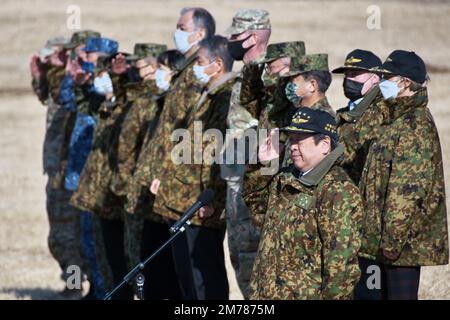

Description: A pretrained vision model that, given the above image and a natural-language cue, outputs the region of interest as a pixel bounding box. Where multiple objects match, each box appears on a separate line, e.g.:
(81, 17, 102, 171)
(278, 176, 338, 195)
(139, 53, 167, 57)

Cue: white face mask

(379, 78, 401, 100)
(155, 68, 170, 91)
(173, 29, 197, 54)
(93, 72, 113, 95)
(193, 61, 216, 84)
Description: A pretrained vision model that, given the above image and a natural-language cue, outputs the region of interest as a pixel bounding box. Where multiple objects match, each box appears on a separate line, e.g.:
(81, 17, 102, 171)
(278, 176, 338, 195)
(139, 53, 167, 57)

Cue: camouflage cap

(226, 9, 271, 36)
(64, 30, 101, 49)
(46, 36, 69, 47)
(39, 36, 69, 60)
(126, 43, 168, 62)
(281, 53, 329, 78)
(261, 41, 306, 64)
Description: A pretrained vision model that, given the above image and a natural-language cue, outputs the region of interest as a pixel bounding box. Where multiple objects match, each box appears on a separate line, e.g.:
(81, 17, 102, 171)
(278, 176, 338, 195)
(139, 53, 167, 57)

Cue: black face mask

(127, 66, 142, 83)
(228, 35, 254, 61)
(343, 78, 364, 101)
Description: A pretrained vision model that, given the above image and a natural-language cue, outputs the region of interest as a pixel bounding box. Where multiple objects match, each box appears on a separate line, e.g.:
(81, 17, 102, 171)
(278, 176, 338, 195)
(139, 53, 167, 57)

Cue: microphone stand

(103, 220, 192, 300)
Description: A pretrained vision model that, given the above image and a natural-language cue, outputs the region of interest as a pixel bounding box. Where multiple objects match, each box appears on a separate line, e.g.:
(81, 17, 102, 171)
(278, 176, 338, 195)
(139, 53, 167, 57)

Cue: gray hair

(180, 7, 216, 39)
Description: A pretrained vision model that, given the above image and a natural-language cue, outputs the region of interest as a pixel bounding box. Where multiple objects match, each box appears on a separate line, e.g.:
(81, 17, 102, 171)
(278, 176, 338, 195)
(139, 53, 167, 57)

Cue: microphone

(169, 189, 215, 234)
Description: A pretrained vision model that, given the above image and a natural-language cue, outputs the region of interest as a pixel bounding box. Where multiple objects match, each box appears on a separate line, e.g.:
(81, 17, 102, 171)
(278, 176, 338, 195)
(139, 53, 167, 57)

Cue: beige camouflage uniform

(220, 9, 272, 299)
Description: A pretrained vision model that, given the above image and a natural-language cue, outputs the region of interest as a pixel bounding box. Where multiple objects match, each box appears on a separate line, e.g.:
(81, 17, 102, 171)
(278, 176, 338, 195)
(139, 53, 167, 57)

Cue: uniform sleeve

(244, 178, 274, 228)
(239, 63, 264, 117)
(317, 181, 363, 300)
(201, 90, 231, 211)
(381, 127, 433, 257)
(227, 79, 259, 131)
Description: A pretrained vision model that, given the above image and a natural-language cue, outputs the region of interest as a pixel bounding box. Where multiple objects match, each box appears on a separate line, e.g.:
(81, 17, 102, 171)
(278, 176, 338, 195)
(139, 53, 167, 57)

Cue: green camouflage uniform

(108, 42, 166, 266)
(359, 87, 449, 266)
(69, 70, 128, 292)
(125, 51, 202, 222)
(336, 86, 383, 184)
(246, 145, 362, 299)
(152, 73, 237, 228)
(221, 9, 272, 299)
(244, 41, 306, 197)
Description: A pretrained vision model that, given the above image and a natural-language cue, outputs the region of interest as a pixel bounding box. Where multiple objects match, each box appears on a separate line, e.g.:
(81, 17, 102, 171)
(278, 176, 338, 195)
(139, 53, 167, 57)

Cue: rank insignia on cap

(345, 56, 362, 65)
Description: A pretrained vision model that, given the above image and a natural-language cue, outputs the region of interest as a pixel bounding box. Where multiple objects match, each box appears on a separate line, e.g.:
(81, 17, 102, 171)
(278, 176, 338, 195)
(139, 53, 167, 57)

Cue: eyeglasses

(265, 64, 289, 75)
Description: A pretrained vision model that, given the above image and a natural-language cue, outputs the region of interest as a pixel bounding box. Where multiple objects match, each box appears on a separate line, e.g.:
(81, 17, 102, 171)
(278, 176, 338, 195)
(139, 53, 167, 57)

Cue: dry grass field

(0, 0, 449, 299)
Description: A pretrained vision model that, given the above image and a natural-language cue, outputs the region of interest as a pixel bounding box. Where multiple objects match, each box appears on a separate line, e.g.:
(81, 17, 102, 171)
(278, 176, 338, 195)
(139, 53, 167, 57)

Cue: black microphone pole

(103, 189, 215, 300)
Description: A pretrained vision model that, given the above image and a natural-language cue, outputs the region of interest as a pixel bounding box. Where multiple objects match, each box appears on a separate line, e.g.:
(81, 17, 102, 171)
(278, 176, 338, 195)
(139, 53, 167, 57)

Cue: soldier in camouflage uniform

(246, 108, 362, 300)
(125, 8, 214, 300)
(62, 35, 120, 299)
(244, 41, 306, 204)
(358, 50, 449, 299)
(220, 9, 271, 299)
(151, 35, 235, 300)
(282, 53, 335, 116)
(331, 49, 386, 299)
(332, 49, 383, 185)
(94, 43, 167, 300)
(108, 44, 167, 274)
(30, 36, 86, 297)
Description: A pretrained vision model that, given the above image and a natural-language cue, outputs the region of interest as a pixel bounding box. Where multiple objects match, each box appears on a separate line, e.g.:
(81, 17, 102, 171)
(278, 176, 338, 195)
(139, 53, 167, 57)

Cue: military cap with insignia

(126, 43, 168, 62)
(374, 50, 427, 84)
(64, 30, 101, 49)
(281, 53, 329, 78)
(332, 49, 382, 74)
(281, 107, 338, 141)
(261, 41, 306, 64)
(226, 9, 271, 35)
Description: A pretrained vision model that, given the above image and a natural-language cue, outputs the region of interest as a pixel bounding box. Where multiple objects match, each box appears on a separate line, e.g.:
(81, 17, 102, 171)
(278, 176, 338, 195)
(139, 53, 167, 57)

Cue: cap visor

(279, 127, 316, 134)
(331, 66, 372, 74)
(64, 42, 78, 49)
(280, 70, 303, 78)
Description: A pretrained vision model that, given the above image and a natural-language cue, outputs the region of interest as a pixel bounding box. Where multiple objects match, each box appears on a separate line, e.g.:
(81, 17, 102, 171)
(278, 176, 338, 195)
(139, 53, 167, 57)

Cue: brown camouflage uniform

(125, 52, 202, 221)
(152, 73, 237, 228)
(108, 80, 161, 268)
(246, 145, 362, 299)
(359, 87, 449, 266)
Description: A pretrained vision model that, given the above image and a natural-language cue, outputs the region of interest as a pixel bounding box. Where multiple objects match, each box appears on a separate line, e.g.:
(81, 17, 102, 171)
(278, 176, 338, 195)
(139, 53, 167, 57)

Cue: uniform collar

(297, 143, 344, 187)
(347, 85, 380, 118)
(310, 96, 331, 111)
(385, 86, 428, 122)
(206, 72, 238, 96)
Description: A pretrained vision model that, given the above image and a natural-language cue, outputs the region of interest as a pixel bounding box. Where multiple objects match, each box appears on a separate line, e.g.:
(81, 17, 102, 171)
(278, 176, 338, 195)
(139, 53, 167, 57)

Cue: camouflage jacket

(152, 73, 237, 228)
(69, 74, 130, 218)
(31, 63, 51, 105)
(48, 68, 78, 189)
(40, 66, 71, 177)
(309, 96, 335, 117)
(244, 76, 296, 196)
(336, 86, 383, 184)
(226, 56, 265, 131)
(359, 87, 449, 266)
(108, 81, 161, 197)
(246, 145, 362, 299)
(125, 51, 203, 219)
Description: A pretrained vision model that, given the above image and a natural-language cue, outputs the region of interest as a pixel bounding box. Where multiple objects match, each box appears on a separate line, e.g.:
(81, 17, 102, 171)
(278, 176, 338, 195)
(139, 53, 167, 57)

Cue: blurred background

(0, 0, 449, 299)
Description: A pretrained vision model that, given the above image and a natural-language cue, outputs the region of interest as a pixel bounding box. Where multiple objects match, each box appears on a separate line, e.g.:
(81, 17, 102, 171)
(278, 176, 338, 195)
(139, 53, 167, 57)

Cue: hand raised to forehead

(30, 54, 42, 79)
(111, 53, 129, 75)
